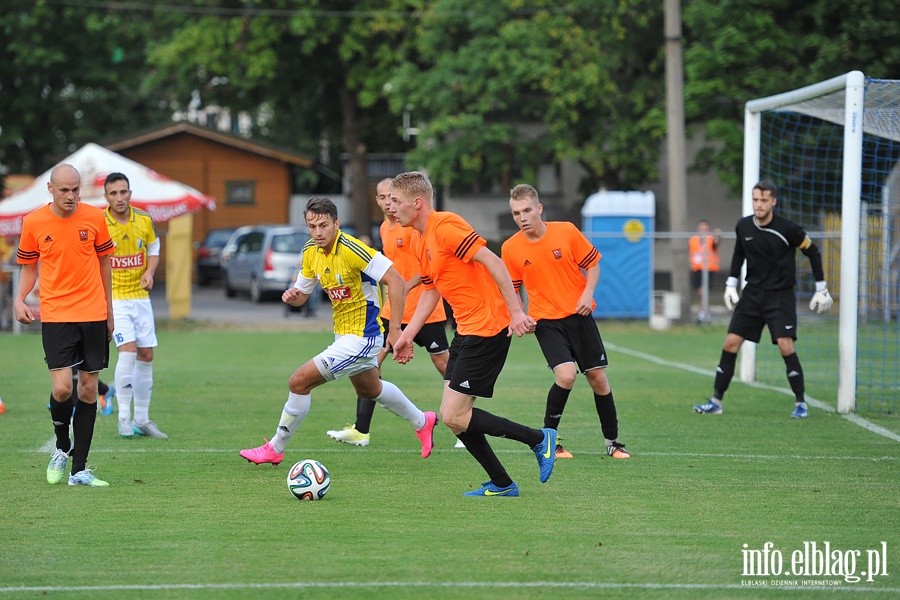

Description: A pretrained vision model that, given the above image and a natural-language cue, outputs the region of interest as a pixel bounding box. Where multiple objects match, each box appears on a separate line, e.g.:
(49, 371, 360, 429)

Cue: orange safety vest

(689, 235, 720, 272)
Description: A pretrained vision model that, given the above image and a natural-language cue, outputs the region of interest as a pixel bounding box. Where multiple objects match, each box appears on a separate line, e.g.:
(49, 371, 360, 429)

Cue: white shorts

(112, 298, 158, 349)
(313, 334, 382, 381)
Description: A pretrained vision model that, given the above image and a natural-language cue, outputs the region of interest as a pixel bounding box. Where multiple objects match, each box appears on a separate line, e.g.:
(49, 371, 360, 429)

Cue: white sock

(375, 380, 425, 430)
(132, 359, 153, 424)
(114, 351, 137, 421)
(271, 392, 311, 454)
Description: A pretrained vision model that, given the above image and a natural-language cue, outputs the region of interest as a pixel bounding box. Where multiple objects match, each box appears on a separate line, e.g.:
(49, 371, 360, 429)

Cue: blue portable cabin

(580, 190, 655, 319)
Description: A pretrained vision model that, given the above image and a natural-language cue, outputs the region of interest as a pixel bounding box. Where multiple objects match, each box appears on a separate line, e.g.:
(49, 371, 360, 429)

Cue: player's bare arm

(380, 266, 407, 350)
(13, 262, 38, 324)
(394, 288, 441, 365)
(99, 254, 114, 339)
(472, 246, 535, 336)
(282, 287, 309, 307)
(576, 264, 600, 316)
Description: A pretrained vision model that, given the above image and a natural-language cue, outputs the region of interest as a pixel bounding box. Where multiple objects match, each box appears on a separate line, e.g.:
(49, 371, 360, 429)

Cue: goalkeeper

(693, 181, 832, 418)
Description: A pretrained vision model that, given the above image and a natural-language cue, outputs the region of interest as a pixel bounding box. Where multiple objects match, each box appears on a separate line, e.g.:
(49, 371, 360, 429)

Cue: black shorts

(534, 313, 609, 372)
(445, 328, 511, 398)
(690, 269, 719, 290)
(42, 321, 110, 372)
(728, 286, 798, 344)
(382, 321, 450, 354)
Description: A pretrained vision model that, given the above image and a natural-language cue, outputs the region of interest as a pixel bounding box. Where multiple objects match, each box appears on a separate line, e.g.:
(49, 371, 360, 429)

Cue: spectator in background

(689, 219, 721, 324)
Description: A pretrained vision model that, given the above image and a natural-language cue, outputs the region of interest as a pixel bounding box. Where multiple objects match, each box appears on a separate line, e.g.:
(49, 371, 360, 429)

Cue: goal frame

(741, 70, 865, 414)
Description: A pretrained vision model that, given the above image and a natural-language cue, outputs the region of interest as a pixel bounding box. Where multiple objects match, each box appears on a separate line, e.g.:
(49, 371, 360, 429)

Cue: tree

(386, 0, 667, 194)
(683, 0, 900, 194)
(0, 0, 170, 177)
(145, 0, 420, 236)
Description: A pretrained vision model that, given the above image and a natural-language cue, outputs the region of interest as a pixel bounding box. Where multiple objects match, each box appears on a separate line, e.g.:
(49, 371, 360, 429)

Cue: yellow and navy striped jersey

(300, 230, 391, 337)
(104, 207, 158, 300)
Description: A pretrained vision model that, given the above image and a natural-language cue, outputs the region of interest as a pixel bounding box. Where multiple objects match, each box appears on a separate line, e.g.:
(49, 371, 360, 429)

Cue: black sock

(544, 384, 571, 430)
(49, 394, 73, 452)
(98, 380, 109, 396)
(468, 407, 543, 448)
(456, 430, 512, 488)
(594, 392, 619, 441)
(354, 397, 377, 434)
(713, 350, 738, 400)
(70, 401, 97, 475)
(782, 352, 805, 402)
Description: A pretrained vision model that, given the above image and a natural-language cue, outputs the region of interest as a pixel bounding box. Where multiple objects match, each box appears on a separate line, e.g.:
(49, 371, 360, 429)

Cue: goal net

(742, 71, 900, 414)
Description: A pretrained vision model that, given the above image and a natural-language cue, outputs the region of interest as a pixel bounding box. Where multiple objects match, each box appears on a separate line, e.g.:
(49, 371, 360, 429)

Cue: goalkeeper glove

(724, 277, 740, 311)
(809, 281, 833, 314)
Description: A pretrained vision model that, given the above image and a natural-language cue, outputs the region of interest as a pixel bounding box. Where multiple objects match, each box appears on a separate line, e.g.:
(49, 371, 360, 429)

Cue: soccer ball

(286, 459, 330, 501)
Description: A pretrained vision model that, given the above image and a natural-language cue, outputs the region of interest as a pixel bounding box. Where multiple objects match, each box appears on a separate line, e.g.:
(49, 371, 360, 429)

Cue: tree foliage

(0, 0, 170, 175)
(145, 0, 420, 234)
(389, 0, 666, 194)
(683, 0, 900, 193)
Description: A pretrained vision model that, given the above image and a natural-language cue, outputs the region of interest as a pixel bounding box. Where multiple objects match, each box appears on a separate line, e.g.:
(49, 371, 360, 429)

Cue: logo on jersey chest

(110, 253, 145, 269)
(79, 230, 88, 242)
(396, 238, 403, 248)
(552, 249, 562, 260)
(326, 286, 352, 301)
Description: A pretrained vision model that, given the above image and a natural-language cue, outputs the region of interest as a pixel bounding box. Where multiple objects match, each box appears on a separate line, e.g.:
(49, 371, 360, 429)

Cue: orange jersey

(17, 203, 114, 322)
(501, 221, 600, 321)
(689, 234, 720, 272)
(379, 218, 446, 324)
(411, 211, 509, 336)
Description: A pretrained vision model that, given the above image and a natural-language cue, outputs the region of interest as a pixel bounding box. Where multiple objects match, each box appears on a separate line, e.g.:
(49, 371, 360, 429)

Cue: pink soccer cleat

(239, 438, 285, 466)
(416, 411, 437, 459)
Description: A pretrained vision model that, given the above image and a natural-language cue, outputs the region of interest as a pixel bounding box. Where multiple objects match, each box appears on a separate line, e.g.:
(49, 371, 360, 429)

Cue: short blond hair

(392, 171, 433, 202)
(510, 183, 539, 204)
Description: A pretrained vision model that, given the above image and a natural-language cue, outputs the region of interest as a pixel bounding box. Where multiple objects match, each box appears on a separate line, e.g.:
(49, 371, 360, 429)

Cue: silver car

(221, 225, 311, 303)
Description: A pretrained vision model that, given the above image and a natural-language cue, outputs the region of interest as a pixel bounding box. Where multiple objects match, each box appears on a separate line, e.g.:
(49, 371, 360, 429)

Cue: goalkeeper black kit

(729, 214, 825, 291)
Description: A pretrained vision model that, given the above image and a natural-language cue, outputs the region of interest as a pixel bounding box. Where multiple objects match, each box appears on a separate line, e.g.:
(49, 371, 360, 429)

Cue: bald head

(47, 164, 81, 217)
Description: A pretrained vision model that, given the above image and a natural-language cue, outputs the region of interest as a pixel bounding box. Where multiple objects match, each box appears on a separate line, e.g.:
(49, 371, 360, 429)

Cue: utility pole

(665, 0, 690, 322)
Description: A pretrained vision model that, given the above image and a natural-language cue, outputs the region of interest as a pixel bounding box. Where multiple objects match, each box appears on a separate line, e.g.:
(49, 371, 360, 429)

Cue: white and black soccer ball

(286, 459, 330, 501)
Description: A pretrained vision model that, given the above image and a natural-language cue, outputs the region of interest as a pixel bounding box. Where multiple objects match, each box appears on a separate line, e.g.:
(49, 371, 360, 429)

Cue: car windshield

(271, 232, 309, 254)
(206, 230, 235, 247)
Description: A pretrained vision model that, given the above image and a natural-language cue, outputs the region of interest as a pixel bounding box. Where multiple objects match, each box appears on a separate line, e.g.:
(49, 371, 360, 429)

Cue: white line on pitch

(607, 343, 900, 444)
(0, 581, 897, 594)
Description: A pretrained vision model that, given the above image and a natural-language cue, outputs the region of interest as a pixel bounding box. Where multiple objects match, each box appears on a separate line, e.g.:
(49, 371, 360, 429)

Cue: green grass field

(1, 322, 898, 599)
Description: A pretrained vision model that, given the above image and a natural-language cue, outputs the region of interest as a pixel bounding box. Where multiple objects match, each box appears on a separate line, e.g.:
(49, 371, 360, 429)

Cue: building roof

(106, 122, 315, 168)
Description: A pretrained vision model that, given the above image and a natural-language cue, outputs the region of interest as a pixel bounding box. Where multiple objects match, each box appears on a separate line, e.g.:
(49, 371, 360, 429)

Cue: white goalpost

(741, 71, 900, 414)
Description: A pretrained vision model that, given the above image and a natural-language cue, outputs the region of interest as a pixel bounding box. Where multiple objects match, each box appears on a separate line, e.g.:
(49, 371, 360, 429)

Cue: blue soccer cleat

(99, 385, 115, 416)
(533, 428, 558, 483)
(463, 481, 519, 497)
(791, 403, 809, 419)
(693, 399, 723, 414)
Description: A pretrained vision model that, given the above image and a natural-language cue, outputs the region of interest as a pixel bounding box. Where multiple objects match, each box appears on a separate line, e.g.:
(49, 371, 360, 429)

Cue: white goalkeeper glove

(724, 277, 740, 311)
(809, 281, 833, 314)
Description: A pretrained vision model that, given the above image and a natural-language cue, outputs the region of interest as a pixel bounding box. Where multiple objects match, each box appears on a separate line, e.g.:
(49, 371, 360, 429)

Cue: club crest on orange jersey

(553, 249, 562, 259)
(79, 230, 88, 241)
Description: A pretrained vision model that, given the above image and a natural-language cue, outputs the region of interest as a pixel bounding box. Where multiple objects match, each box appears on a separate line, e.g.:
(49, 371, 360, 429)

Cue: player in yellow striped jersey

(239, 197, 437, 466)
(103, 173, 167, 440)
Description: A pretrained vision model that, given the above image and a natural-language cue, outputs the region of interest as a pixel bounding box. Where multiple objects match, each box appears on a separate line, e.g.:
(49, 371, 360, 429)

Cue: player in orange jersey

(502, 184, 630, 460)
(391, 172, 556, 497)
(15, 164, 115, 487)
(326, 178, 453, 448)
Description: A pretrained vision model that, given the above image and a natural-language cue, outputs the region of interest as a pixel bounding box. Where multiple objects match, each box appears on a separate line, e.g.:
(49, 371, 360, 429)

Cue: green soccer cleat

(46, 448, 69, 485)
(68, 469, 109, 487)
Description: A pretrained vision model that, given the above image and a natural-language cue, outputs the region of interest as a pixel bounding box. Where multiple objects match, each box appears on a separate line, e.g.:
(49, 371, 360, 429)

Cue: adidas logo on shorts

(429, 342, 438, 349)
(460, 381, 470, 389)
